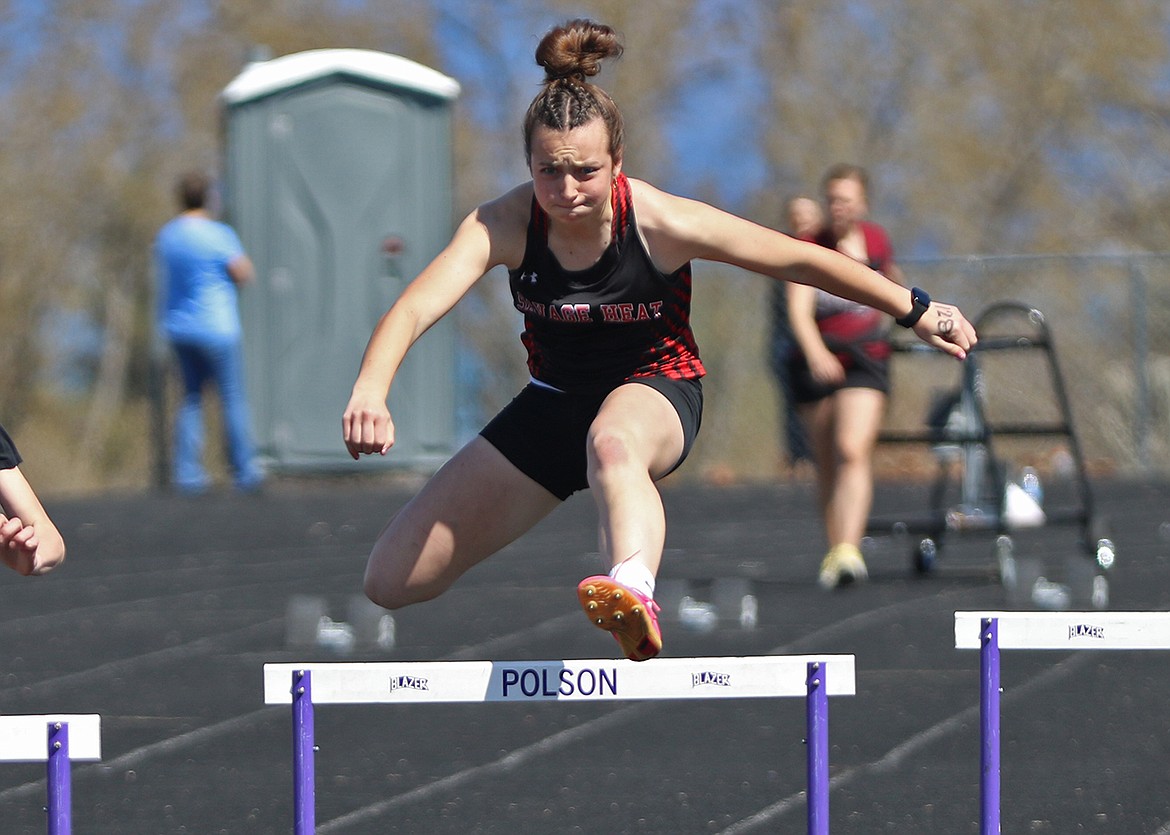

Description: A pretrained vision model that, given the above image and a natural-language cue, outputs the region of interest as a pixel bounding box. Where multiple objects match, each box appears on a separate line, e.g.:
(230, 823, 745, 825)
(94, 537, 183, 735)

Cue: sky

(432, 0, 771, 208)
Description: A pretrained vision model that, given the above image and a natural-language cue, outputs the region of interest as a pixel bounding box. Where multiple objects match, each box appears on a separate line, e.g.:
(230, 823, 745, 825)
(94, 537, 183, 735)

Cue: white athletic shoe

(818, 543, 868, 590)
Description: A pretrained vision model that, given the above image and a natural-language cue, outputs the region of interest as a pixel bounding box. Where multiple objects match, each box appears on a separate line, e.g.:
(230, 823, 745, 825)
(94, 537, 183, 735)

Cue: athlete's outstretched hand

(343, 390, 395, 459)
(912, 301, 978, 360)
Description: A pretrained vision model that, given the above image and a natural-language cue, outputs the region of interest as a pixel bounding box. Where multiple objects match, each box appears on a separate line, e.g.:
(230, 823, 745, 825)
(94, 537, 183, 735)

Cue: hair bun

(535, 19, 623, 83)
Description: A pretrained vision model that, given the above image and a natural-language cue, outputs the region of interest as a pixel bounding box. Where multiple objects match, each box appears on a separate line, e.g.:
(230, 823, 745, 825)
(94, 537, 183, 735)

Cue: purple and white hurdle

(264, 655, 856, 835)
(955, 610, 1170, 834)
(0, 714, 102, 835)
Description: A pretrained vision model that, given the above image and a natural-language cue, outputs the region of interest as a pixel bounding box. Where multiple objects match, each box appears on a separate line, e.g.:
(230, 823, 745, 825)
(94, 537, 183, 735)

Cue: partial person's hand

(808, 347, 846, 387)
(342, 390, 395, 459)
(0, 514, 50, 576)
(912, 302, 978, 360)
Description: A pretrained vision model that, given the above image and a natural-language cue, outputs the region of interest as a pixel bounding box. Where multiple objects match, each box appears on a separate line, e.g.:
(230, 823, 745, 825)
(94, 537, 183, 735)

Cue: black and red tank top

(809, 220, 895, 363)
(507, 173, 706, 391)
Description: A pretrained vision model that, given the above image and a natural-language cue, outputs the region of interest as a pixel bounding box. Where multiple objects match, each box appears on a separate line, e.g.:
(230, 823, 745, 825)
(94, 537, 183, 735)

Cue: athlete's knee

(363, 576, 416, 611)
(586, 426, 636, 477)
(362, 523, 451, 610)
(363, 564, 442, 610)
(363, 572, 401, 610)
(835, 437, 876, 468)
(362, 557, 406, 609)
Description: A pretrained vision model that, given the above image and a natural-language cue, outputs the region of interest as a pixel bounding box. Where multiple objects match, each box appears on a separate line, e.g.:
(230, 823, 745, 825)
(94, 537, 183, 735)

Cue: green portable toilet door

(263, 82, 415, 464)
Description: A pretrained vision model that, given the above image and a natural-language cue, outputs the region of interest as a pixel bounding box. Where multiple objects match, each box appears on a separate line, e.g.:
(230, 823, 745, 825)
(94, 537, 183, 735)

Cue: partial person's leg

(172, 342, 211, 493)
(363, 436, 562, 610)
(815, 387, 885, 588)
(825, 387, 885, 546)
(785, 397, 815, 471)
(578, 382, 686, 660)
(772, 342, 813, 468)
(210, 338, 263, 490)
(798, 398, 837, 532)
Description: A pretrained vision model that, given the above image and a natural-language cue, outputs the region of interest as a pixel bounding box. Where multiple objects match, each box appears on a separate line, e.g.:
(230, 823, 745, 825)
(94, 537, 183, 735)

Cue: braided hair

(523, 19, 625, 165)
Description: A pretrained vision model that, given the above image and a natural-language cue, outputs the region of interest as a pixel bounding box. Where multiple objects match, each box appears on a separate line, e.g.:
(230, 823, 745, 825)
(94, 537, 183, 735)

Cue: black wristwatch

(896, 286, 931, 328)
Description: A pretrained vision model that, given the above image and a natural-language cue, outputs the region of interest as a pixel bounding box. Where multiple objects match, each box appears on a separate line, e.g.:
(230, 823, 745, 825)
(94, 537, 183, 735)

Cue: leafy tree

(2, 0, 1169, 489)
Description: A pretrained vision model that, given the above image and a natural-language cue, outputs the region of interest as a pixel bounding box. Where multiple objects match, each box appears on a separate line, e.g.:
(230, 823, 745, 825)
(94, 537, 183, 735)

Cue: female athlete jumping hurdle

(342, 18, 977, 661)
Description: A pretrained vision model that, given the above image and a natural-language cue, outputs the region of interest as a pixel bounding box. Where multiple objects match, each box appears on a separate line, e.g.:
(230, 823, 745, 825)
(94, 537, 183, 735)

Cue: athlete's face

(529, 118, 622, 224)
(825, 176, 868, 234)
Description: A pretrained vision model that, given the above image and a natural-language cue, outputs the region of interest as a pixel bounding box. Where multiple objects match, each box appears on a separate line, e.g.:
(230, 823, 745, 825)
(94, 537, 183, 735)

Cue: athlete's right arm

(343, 190, 528, 459)
(787, 282, 845, 387)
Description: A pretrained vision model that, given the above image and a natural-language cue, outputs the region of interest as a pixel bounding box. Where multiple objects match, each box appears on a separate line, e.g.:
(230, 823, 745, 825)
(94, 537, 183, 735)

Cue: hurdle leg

(292, 670, 316, 835)
(980, 618, 1000, 835)
(47, 721, 71, 835)
(806, 661, 829, 835)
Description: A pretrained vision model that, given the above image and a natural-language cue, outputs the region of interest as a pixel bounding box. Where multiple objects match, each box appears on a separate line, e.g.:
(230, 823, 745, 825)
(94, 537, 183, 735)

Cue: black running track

(2, 475, 1170, 834)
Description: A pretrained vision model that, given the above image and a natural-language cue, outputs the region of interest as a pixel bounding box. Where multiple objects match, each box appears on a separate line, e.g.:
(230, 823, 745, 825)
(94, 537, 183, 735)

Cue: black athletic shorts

(787, 346, 890, 405)
(0, 422, 21, 470)
(480, 376, 704, 501)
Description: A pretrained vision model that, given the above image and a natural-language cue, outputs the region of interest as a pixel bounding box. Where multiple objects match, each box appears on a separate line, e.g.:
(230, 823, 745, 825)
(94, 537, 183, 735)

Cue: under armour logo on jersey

(521, 271, 538, 285)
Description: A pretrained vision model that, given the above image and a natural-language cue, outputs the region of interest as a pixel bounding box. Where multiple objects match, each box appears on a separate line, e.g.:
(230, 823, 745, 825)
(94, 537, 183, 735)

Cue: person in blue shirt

(155, 171, 263, 494)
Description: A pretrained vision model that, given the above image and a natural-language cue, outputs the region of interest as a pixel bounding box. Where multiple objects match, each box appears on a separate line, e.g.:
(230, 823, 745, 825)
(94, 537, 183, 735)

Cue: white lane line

(717, 651, 1096, 834)
(0, 707, 279, 804)
(316, 703, 653, 833)
(0, 619, 284, 701)
(0, 609, 581, 801)
(0, 555, 361, 635)
(442, 612, 582, 660)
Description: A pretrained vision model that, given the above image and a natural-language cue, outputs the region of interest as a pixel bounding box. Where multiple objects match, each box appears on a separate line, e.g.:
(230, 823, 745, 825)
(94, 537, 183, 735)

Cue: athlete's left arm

(632, 180, 977, 358)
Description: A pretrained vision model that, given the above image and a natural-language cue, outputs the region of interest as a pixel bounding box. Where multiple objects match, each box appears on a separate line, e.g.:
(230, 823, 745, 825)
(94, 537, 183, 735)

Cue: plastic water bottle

(678, 596, 718, 633)
(315, 616, 356, 654)
(1030, 577, 1070, 611)
(374, 614, 397, 651)
(1020, 467, 1043, 507)
(739, 595, 759, 630)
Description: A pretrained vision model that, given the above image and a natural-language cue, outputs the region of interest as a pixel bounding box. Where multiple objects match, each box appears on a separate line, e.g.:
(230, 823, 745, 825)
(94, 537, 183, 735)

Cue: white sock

(609, 558, 656, 600)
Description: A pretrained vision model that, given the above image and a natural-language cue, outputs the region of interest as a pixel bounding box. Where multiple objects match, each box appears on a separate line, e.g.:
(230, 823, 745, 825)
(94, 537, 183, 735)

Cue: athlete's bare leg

(576, 383, 685, 659)
(800, 398, 838, 535)
(586, 382, 686, 575)
(363, 436, 562, 609)
(825, 387, 884, 546)
(800, 387, 885, 548)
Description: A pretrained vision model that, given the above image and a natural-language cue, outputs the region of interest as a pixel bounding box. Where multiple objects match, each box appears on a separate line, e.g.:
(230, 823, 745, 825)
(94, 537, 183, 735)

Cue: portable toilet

(220, 49, 461, 472)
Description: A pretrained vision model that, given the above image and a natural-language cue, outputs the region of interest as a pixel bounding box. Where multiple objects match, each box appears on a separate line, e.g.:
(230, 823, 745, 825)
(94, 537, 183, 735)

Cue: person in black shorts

(343, 20, 976, 661)
(769, 194, 823, 475)
(0, 422, 66, 576)
(787, 164, 908, 590)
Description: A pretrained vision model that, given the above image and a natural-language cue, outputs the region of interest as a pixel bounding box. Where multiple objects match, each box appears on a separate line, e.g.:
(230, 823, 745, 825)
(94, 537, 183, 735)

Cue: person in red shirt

(344, 22, 975, 660)
(787, 164, 906, 589)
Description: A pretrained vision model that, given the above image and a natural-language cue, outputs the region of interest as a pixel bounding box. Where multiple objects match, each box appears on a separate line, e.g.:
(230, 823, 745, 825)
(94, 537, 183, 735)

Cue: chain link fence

(900, 254, 1170, 475)
(671, 254, 1170, 484)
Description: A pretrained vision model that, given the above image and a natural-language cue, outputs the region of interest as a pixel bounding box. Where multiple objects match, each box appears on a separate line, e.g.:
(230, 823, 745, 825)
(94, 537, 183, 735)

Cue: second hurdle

(956, 610, 1170, 835)
(264, 655, 855, 835)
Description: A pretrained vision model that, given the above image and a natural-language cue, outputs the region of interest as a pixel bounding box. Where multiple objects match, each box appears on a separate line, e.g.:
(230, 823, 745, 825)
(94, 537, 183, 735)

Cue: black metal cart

(866, 301, 1114, 608)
